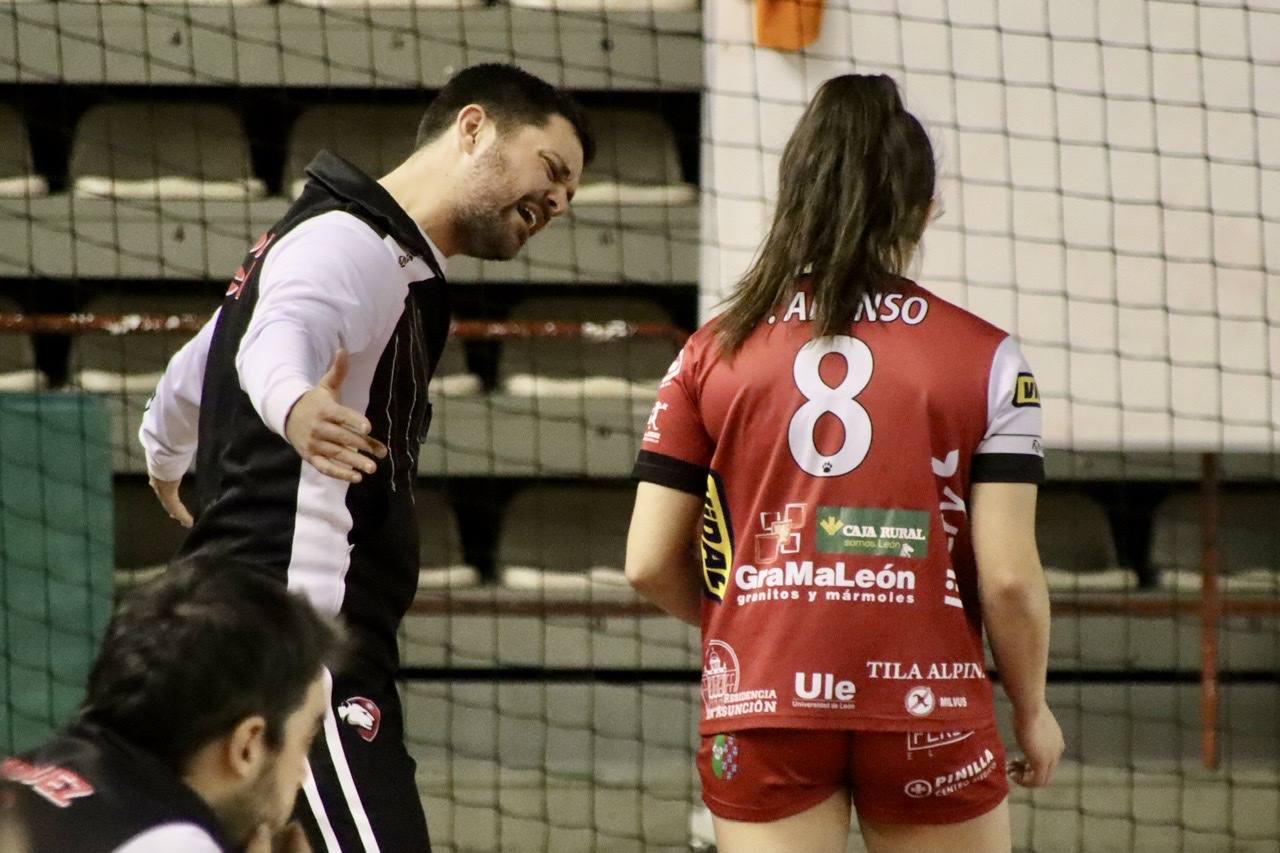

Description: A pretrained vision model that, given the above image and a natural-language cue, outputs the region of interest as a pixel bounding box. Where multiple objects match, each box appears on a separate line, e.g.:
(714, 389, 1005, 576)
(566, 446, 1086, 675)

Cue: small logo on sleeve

(1013, 373, 1040, 407)
(643, 401, 669, 444)
(337, 697, 381, 742)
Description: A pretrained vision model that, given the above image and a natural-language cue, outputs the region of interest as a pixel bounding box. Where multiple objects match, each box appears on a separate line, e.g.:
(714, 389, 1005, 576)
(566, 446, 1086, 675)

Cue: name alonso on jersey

(770, 290, 929, 326)
(734, 560, 915, 606)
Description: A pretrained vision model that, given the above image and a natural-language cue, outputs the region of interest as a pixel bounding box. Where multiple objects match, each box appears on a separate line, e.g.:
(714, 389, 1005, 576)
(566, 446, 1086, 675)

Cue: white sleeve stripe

(113, 823, 221, 853)
(318, 667, 382, 852)
(302, 765, 343, 853)
(975, 434, 1040, 455)
(977, 336, 1043, 458)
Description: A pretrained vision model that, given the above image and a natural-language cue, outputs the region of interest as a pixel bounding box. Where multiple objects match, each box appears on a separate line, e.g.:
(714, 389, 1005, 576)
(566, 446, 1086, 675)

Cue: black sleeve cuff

(972, 452, 1045, 484)
(632, 450, 707, 497)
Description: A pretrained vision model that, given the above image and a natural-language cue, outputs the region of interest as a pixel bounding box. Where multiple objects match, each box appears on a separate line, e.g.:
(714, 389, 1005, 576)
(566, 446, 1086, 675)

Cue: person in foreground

(625, 74, 1064, 853)
(138, 63, 592, 851)
(0, 562, 347, 853)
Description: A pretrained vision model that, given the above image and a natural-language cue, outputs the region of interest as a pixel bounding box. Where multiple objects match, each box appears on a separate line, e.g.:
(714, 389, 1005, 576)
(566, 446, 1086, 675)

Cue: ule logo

(338, 697, 381, 743)
(710, 734, 739, 781)
(755, 504, 805, 563)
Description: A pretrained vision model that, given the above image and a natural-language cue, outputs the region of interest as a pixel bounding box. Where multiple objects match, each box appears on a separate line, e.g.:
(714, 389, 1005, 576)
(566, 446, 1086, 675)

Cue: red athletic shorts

(697, 725, 1009, 825)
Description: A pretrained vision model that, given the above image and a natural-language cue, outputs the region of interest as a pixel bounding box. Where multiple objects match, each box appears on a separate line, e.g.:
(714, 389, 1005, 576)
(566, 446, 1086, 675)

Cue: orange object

(756, 0, 826, 51)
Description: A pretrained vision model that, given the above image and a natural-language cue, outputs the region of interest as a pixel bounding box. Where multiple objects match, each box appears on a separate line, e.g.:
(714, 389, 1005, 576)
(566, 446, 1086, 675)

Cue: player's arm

(972, 482, 1061, 788)
(627, 342, 713, 625)
(625, 482, 703, 626)
(138, 311, 220, 527)
(236, 217, 394, 483)
(971, 336, 1063, 788)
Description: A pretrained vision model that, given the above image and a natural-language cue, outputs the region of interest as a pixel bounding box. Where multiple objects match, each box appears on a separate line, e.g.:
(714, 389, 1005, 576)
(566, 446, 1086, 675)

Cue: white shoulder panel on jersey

(976, 335, 1043, 458)
(114, 822, 222, 853)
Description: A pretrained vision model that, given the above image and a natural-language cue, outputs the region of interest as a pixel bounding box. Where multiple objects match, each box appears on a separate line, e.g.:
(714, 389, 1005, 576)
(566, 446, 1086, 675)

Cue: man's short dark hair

(79, 562, 347, 771)
(416, 63, 596, 165)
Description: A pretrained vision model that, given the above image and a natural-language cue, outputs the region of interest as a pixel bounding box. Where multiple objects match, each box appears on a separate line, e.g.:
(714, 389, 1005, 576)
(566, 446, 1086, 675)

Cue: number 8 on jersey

(788, 335, 874, 478)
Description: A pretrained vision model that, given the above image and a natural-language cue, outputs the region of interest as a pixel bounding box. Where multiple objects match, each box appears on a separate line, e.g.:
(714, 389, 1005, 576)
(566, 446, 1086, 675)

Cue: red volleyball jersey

(634, 279, 1044, 734)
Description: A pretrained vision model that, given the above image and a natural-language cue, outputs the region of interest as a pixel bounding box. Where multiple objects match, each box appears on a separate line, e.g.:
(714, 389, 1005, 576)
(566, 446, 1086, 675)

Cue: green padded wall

(1, 393, 113, 752)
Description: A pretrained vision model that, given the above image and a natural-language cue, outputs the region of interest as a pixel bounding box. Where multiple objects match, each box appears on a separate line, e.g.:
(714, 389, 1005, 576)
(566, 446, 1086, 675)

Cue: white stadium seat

(285, 105, 422, 198)
(72, 294, 218, 472)
(1151, 492, 1280, 594)
(496, 484, 635, 594)
(428, 338, 483, 398)
(73, 295, 214, 395)
(497, 296, 677, 399)
(71, 103, 266, 200)
(415, 486, 480, 590)
(1036, 492, 1139, 593)
(575, 107, 696, 206)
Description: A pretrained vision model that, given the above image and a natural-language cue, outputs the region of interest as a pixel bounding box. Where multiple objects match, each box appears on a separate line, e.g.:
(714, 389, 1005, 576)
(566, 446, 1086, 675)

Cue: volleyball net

(1, 1, 1278, 851)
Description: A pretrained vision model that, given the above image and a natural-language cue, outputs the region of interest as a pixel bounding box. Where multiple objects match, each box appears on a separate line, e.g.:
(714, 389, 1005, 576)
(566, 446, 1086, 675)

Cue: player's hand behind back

(245, 822, 312, 853)
(284, 348, 388, 483)
(149, 476, 194, 528)
(1008, 701, 1064, 788)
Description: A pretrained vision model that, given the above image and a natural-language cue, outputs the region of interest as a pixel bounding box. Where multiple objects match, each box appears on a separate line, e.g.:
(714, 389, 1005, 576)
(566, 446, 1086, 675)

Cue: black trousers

(295, 665, 430, 853)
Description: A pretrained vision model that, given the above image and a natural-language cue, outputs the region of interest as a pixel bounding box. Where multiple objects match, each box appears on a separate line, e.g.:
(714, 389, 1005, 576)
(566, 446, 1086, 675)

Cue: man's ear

(224, 715, 270, 782)
(456, 104, 490, 155)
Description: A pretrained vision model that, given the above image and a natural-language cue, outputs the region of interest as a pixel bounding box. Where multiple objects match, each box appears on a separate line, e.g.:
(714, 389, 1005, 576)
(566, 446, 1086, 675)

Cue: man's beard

(450, 144, 525, 261)
(216, 756, 287, 847)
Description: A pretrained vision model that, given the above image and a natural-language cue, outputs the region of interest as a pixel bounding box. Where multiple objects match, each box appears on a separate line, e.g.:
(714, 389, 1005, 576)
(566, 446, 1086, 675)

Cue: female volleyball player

(626, 74, 1063, 853)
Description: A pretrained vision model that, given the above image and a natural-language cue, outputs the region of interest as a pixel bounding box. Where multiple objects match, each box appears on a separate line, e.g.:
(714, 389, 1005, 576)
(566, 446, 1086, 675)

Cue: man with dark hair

(137, 63, 594, 851)
(1, 563, 347, 853)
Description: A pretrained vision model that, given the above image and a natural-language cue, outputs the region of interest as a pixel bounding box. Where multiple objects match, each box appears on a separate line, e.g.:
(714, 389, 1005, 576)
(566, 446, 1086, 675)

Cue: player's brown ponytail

(716, 74, 936, 354)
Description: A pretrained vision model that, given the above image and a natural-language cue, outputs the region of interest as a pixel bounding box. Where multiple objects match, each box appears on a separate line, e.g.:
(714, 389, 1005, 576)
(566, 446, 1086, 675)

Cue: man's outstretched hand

(284, 348, 388, 483)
